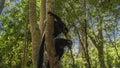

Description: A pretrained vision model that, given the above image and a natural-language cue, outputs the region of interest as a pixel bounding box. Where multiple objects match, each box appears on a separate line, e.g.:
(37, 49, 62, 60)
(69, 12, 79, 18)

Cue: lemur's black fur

(37, 12, 72, 68)
(48, 11, 68, 37)
(46, 38, 72, 68)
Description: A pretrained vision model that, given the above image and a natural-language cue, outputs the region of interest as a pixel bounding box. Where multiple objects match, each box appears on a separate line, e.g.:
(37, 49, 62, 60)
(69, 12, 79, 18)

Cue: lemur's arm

(48, 11, 61, 22)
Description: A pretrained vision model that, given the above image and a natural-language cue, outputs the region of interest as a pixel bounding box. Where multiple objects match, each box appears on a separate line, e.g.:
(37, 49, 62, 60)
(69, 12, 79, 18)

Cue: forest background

(0, 0, 120, 68)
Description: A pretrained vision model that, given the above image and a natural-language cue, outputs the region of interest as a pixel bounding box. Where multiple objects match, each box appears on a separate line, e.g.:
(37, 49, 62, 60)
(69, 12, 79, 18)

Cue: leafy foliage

(0, 0, 32, 68)
(0, 0, 120, 68)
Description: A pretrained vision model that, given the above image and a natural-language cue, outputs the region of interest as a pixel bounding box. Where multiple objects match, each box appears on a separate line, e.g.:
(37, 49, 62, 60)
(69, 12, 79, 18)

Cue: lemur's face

(63, 27, 68, 36)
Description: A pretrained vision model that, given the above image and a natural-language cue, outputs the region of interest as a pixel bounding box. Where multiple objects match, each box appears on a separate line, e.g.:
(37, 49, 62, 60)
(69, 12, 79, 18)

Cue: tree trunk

(83, 1, 91, 67)
(46, 0, 59, 68)
(97, 45, 105, 68)
(0, 0, 5, 14)
(97, 19, 106, 68)
(88, 16, 106, 68)
(84, 20, 91, 68)
(29, 0, 41, 68)
(39, 0, 46, 67)
(39, 0, 46, 34)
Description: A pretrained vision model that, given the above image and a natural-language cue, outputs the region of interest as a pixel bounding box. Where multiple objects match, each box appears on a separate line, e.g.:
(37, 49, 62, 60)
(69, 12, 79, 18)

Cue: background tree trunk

(46, 0, 59, 68)
(29, 0, 41, 68)
(89, 17, 106, 68)
(83, 0, 91, 67)
(97, 18, 106, 68)
(0, 0, 5, 14)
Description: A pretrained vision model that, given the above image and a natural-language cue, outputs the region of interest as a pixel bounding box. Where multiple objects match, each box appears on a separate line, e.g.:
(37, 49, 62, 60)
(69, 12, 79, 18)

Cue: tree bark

(88, 16, 106, 68)
(0, 0, 5, 14)
(39, 0, 46, 34)
(82, 1, 91, 67)
(29, 0, 41, 68)
(46, 0, 59, 68)
(84, 20, 91, 68)
(39, 0, 46, 67)
(97, 18, 106, 68)
(97, 45, 105, 68)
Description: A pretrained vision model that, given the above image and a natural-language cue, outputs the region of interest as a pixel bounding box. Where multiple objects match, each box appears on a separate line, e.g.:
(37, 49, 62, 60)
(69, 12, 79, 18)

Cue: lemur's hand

(48, 11, 54, 15)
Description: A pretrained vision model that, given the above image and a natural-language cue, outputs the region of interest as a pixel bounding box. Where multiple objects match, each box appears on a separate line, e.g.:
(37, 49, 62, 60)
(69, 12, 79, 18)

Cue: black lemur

(37, 11, 70, 68)
(46, 38, 72, 68)
(49, 11, 68, 37)
(55, 38, 72, 60)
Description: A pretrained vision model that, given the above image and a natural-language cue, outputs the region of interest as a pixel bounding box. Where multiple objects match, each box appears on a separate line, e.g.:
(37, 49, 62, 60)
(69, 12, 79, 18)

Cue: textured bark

(0, 0, 5, 14)
(29, 0, 41, 68)
(39, 0, 46, 67)
(84, 20, 91, 68)
(97, 45, 105, 68)
(89, 34, 106, 68)
(89, 18, 106, 68)
(81, 1, 91, 67)
(39, 0, 46, 34)
(97, 19, 106, 68)
(46, 0, 59, 68)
